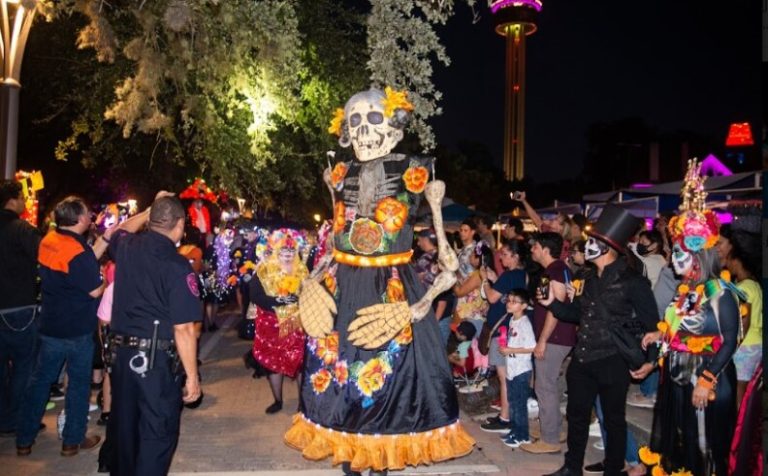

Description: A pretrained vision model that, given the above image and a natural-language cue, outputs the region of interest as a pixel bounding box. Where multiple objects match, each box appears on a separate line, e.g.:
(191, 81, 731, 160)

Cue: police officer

(107, 194, 202, 476)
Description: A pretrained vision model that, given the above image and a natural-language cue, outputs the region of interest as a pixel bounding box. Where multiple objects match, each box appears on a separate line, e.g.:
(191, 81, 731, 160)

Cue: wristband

(696, 376, 715, 390)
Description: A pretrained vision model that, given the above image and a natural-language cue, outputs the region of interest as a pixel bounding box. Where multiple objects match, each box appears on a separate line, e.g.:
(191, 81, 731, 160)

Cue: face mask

(636, 243, 649, 256)
(671, 244, 693, 275)
(584, 237, 608, 261)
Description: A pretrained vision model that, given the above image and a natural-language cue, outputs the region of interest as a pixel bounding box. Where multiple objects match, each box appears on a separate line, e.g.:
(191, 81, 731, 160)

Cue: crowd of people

(0, 159, 763, 476)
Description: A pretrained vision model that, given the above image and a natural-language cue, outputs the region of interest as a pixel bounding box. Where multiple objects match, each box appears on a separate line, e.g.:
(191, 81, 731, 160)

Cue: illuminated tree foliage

(36, 0, 477, 216)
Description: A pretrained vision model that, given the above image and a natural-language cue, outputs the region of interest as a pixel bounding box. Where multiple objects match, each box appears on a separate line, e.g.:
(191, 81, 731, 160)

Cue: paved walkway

(0, 309, 653, 475)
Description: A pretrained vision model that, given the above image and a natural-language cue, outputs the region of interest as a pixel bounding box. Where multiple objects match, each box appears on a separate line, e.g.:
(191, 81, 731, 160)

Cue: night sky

(431, 1, 762, 183)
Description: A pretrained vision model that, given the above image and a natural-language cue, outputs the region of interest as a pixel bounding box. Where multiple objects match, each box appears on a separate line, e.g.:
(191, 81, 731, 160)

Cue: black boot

(265, 400, 283, 414)
(341, 462, 362, 476)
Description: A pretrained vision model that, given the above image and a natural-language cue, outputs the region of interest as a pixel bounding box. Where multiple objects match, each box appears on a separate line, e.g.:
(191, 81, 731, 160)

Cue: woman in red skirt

(251, 229, 308, 413)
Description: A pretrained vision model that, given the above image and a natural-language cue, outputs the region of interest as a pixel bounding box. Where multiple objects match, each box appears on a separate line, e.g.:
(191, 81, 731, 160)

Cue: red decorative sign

(725, 122, 754, 147)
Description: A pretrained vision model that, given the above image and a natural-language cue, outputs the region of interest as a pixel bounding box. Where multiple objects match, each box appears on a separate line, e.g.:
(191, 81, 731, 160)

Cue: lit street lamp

(0, 0, 37, 179)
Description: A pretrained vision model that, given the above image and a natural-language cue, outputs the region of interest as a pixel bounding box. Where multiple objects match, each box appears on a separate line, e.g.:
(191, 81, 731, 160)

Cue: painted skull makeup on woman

(671, 243, 693, 276)
(584, 237, 609, 261)
(278, 247, 296, 267)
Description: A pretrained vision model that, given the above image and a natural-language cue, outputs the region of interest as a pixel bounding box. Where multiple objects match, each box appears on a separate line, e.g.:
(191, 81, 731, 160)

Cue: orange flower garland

(333, 201, 346, 234)
(394, 324, 413, 345)
(651, 466, 667, 476)
(374, 197, 409, 233)
(402, 166, 429, 194)
(684, 335, 713, 353)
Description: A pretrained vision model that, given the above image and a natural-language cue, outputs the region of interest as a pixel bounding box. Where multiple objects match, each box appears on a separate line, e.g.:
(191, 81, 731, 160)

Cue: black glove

(276, 294, 298, 305)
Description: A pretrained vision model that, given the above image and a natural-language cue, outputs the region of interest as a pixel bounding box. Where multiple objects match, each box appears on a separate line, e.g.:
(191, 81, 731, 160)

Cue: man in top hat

(536, 205, 659, 476)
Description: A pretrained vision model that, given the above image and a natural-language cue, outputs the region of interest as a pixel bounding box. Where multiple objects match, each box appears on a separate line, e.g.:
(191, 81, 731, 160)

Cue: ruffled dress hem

(284, 413, 476, 471)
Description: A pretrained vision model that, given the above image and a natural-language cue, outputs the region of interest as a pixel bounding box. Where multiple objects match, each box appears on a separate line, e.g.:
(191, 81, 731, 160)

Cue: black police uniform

(107, 230, 201, 476)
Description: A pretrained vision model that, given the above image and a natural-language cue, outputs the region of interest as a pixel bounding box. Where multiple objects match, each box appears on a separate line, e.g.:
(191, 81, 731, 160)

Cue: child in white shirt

(498, 289, 536, 448)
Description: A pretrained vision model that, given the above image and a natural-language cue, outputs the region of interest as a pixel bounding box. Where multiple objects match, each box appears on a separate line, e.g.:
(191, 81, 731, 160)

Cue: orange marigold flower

(639, 446, 661, 466)
(330, 162, 349, 190)
(356, 357, 392, 397)
(227, 275, 238, 286)
(310, 369, 332, 394)
(685, 336, 712, 353)
(333, 201, 346, 234)
(394, 324, 413, 345)
(695, 284, 705, 295)
(381, 86, 414, 117)
(651, 466, 668, 476)
(374, 197, 409, 233)
(316, 332, 339, 366)
(386, 277, 406, 303)
(328, 108, 345, 136)
(678, 284, 690, 294)
(402, 166, 429, 194)
(334, 360, 349, 386)
(657, 321, 669, 334)
(324, 272, 337, 295)
(720, 270, 731, 282)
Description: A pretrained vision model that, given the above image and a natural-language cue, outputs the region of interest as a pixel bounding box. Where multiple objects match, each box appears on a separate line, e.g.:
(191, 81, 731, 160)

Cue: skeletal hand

(299, 279, 336, 338)
(348, 301, 410, 349)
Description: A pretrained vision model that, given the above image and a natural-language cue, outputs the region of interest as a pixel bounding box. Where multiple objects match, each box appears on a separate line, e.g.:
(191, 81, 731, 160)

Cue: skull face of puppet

(671, 243, 694, 276)
(344, 91, 403, 162)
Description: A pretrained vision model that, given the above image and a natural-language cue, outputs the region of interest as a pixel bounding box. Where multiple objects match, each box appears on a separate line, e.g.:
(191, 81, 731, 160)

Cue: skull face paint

(584, 237, 609, 261)
(343, 90, 403, 162)
(671, 243, 693, 276)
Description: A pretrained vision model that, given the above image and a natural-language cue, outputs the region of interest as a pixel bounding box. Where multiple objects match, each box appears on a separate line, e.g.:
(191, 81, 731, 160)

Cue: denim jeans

(16, 333, 94, 446)
(595, 395, 640, 465)
(0, 306, 39, 432)
(639, 367, 659, 397)
(438, 317, 452, 347)
(506, 370, 531, 441)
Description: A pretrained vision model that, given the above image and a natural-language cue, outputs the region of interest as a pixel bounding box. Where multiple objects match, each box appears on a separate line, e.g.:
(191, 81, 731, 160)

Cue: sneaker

(593, 438, 604, 451)
(458, 383, 484, 393)
(503, 437, 531, 448)
(480, 418, 510, 433)
(486, 415, 501, 424)
(490, 398, 501, 411)
(89, 403, 99, 413)
(584, 461, 605, 474)
(589, 420, 602, 437)
(527, 398, 539, 417)
(49, 386, 65, 401)
(519, 440, 561, 454)
(626, 393, 656, 409)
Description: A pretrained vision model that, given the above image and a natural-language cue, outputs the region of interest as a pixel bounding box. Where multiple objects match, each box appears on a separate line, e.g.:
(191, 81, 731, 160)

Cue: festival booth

(415, 197, 476, 231)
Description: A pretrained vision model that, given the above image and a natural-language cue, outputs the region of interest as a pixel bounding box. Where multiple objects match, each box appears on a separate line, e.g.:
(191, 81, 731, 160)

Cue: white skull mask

(671, 243, 693, 276)
(341, 90, 403, 162)
(584, 237, 609, 261)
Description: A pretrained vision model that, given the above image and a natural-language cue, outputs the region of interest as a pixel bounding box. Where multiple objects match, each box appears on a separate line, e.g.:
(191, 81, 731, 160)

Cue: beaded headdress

(667, 158, 720, 253)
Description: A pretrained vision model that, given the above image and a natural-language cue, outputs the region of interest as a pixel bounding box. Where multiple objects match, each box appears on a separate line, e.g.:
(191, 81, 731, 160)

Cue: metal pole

(0, 79, 19, 179)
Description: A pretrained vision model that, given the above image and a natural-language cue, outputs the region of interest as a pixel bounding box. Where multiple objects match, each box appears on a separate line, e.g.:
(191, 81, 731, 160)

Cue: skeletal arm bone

(425, 180, 458, 272)
(410, 271, 457, 322)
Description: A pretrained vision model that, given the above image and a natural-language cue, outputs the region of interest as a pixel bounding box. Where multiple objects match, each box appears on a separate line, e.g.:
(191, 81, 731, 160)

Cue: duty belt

(110, 334, 175, 352)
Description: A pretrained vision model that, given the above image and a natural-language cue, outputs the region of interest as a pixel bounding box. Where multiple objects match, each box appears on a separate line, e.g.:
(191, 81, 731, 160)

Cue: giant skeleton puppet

(285, 88, 474, 475)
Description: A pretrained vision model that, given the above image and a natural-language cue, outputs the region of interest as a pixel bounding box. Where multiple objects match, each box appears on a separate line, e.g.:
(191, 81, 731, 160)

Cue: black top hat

(587, 205, 640, 253)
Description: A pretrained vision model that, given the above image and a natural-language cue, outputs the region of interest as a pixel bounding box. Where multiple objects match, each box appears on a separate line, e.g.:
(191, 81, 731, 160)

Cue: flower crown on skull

(267, 228, 301, 255)
(327, 87, 414, 162)
(667, 158, 720, 253)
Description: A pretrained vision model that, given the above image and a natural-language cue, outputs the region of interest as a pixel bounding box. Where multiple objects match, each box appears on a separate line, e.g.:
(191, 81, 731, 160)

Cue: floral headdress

(267, 228, 301, 254)
(667, 158, 719, 253)
(327, 86, 414, 137)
